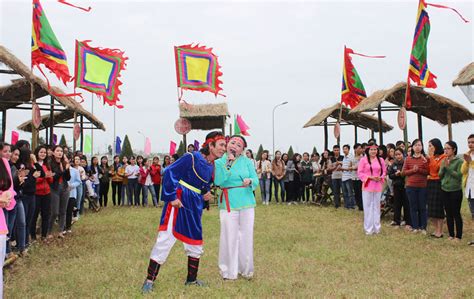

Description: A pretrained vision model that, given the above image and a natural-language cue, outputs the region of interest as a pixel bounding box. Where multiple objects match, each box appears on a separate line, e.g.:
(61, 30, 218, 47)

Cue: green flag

(84, 135, 92, 154)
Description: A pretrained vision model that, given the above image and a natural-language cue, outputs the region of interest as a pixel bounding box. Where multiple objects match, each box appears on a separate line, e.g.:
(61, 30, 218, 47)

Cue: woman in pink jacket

(0, 157, 16, 297)
(357, 144, 386, 235)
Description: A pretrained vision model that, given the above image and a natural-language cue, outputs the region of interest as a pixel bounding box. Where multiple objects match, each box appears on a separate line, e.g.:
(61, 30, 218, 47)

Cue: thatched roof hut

(179, 102, 229, 131)
(303, 103, 393, 132)
(351, 82, 474, 125)
(0, 79, 105, 132)
(452, 62, 474, 86)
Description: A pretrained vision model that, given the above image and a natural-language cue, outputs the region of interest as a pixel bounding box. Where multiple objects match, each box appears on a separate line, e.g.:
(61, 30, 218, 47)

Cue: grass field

(4, 196, 474, 298)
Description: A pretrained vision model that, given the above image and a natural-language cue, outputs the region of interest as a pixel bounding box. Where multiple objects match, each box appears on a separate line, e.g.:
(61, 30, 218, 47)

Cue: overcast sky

(1, 0, 472, 154)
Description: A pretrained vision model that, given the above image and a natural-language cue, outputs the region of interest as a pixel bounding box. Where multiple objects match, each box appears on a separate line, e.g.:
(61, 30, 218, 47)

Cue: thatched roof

(303, 103, 393, 132)
(179, 102, 229, 130)
(452, 62, 474, 86)
(351, 82, 474, 125)
(0, 45, 105, 131)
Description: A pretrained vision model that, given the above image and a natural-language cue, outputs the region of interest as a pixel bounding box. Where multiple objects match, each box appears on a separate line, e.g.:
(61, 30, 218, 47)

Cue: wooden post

(222, 116, 226, 135)
(49, 96, 54, 145)
(1, 110, 6, 142)
(377, 104, 383, 145)
(183, 134, 187, 151)
(73, 112, 77, 152)
(80, 115, 84, 152)
(30, 83, 38, 149)
(323, 119, 328, 150)
(354, 125, 358, 144)
(417, 113, 423, 142)
(229, 123, 233, 136)
(371, 129, 375, 140)
(447, 108, 453, 141)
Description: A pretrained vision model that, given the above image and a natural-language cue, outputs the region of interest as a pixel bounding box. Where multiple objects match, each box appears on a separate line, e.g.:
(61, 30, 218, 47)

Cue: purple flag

(194, 139, 200, 151)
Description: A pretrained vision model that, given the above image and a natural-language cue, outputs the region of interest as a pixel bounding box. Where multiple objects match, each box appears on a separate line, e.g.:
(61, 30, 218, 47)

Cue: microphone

(226, 150, 236, 170)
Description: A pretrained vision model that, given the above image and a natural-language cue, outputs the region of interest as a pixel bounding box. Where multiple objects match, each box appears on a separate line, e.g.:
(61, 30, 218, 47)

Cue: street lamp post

(272, 101, 288, 158)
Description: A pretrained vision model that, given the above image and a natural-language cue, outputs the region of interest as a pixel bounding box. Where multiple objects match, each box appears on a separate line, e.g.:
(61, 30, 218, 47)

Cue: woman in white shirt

(125, 156, 140, 207)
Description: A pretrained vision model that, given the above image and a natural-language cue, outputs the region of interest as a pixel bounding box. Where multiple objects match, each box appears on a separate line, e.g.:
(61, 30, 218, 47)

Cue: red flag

(169, 141, 177, 156)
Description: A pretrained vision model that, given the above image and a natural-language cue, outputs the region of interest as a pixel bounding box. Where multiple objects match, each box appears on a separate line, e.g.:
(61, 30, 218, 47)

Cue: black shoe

(185, 279, 206, 287)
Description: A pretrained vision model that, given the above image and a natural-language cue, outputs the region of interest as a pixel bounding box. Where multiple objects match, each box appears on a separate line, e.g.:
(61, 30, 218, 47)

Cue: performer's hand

(203, 192, 212, 201)
(242, 178, 252, 187)
(171, 199, 183, 208)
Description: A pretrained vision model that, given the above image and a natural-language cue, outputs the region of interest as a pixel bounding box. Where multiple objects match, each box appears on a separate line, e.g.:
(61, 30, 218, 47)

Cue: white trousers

(362, 191, 382, 234)
(149, 207, 203, 264)
(0, 235, 6, 298)
(218, 208, 254, 279)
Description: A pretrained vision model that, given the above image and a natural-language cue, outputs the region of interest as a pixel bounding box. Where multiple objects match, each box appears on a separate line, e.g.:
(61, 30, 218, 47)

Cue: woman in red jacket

(150, 157, 162, 204)
(31, 145, 53, 241)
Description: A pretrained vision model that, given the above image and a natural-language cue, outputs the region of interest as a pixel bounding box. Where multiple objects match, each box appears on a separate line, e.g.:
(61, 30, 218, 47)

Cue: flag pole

(113, 105, 116, 156)
(91, 92, 94, 156)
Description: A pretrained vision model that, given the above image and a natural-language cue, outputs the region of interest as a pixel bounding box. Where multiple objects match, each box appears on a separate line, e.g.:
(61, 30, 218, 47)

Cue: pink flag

(144, 137, 151, 156)
(237, 114, 250, 136)
(169, 141, 177, 156)
(11, 131, 19, 145)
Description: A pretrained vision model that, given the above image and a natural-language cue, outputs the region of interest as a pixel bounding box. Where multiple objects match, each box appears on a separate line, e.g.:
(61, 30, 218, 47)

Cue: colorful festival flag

(84, 135, 92, 154)
(174, 44, 223, 97)
(405, 0, 468, 108)
(74, 40, 128, 108)
(234, 114, 250, 136)
(341, 46, 385, 109)
(31, 0, 71, 85)
(115, 136, 122, 154)
(144, 137, 151, 156)
(11, 131, 19, 145)
(407, 0, 437, 91)
(169, 141, 177, 156)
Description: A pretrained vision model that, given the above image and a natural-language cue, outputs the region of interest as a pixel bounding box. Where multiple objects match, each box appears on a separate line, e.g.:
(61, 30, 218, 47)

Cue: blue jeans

(127, 179, 139, 206)
(406, 187, 428, 230)
(142, 185, 158, 207)
(259, 176, 271, 203)
(121, 183, 127, 205)
(15, 194, 35, 251)
(76, 184, 83, 216)
(342, 180, 355, 209)
(332, 178, 342, 208)
(273, 178, 285, 202)
(5, 205, 17, 254)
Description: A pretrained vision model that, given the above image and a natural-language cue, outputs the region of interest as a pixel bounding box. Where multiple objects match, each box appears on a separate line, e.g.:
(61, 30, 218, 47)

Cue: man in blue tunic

(142, 131, 226, 293)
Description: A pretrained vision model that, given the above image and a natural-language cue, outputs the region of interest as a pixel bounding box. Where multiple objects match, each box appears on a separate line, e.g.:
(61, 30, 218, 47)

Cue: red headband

(369, 145, 379, 149)
(202, 135, 225, 148)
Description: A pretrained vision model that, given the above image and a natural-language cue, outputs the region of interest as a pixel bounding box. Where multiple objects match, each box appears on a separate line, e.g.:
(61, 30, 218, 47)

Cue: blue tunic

(159, 152, 213, 245)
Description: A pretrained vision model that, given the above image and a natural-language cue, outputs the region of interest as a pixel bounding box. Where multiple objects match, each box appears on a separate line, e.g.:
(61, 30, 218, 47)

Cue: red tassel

(426, 2, 469, 23)
(57, 0, 91, 12)
(405, 80, 412, 109)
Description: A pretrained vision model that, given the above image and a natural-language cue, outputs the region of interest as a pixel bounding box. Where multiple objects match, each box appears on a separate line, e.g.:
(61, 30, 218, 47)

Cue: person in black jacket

(15, 148, 43, 254)
(48, 146, 71, 239)
(388, 148, 411, 229)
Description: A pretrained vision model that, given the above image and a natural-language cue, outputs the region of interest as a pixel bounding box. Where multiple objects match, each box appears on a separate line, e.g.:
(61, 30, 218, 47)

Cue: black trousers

(153, 184, 161, 202)
(31, 194, 51, 239)
(99, 181, 110, 207)
(283, 182, 290, 203)
(65, 197, 76, 231)
(111, 181, 122, 206)
(353, 180, 363, 211)
(393, 184, 411, 225)
(442, 190, 463, 239)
